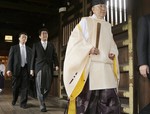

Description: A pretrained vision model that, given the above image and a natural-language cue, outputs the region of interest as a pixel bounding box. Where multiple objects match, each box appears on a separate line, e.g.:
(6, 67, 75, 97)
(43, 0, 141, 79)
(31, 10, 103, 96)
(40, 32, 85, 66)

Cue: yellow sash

(68, 70, 85, 114)
(113, 56, 118, 81)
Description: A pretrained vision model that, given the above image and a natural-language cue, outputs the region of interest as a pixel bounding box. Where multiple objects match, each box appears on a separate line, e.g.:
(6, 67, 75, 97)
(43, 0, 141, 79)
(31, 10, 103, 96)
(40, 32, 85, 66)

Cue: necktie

(43, 42, 47, 50)
(21, 46, 26, 67)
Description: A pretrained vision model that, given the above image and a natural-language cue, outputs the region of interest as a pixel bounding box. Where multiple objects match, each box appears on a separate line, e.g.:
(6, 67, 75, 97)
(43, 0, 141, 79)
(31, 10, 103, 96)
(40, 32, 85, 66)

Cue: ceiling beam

(0, 1, 58, 15)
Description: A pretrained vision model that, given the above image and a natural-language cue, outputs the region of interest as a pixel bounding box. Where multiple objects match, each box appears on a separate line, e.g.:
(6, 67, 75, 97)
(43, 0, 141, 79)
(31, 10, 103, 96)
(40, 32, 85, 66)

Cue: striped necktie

(21, 45, 26, 67)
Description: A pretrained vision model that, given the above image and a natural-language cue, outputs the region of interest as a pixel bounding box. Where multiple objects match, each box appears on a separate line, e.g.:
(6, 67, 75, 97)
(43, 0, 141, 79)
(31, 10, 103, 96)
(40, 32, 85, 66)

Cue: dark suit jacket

(7, 44, 32, 77)
(137, 14, 150, 80)
(30, 42, 59, 75)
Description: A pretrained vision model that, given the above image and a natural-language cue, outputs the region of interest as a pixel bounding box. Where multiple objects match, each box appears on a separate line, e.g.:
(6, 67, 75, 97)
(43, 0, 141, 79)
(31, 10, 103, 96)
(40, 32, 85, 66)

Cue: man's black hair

(19, 32, 27, 37)
(38, 28, 49, 35)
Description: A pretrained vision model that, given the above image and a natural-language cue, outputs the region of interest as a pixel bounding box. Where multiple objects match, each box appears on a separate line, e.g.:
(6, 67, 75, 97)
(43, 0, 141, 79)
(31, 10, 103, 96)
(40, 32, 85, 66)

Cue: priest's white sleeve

(79, 18, 89, 40)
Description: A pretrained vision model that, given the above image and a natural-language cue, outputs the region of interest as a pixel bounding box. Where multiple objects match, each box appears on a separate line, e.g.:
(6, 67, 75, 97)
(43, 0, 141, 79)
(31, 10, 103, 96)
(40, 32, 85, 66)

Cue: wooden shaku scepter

(96, 23, 101, 48)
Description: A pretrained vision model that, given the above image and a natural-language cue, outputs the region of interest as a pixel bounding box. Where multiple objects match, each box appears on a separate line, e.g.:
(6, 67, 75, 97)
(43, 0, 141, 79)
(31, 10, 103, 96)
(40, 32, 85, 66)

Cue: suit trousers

(12, 66, 29, 106)
(36, 70, 50, 109)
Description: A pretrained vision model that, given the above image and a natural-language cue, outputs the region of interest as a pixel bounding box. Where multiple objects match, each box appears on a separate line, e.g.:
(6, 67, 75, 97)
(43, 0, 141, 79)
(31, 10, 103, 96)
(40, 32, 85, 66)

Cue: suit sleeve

(137, 16, 148, 66)
(7, 46, 14, 71)
(30, 44, 36, 70)
(52, 44, 59, 67)
(27, 46, 32, 67)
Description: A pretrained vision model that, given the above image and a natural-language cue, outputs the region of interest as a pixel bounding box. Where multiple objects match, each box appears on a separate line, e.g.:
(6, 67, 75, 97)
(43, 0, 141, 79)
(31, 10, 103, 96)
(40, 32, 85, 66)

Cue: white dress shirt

(41, 41, 47, 50)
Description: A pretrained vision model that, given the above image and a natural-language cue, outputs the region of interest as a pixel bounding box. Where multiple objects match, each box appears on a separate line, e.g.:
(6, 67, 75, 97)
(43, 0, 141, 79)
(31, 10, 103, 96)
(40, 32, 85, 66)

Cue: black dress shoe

(20, 105, 27, 109)
(41, 108, 47, 112)
(12, 101, 16, 106)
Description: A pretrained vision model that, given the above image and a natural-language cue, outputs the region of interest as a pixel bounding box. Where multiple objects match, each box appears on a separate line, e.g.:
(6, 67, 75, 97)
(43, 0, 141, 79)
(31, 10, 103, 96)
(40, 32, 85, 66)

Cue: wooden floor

(0, 80, 67, 114)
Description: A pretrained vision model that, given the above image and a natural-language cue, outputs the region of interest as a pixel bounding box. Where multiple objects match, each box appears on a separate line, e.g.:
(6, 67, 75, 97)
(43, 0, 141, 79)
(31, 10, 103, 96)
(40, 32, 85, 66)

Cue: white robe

(63, 14, 120, 97)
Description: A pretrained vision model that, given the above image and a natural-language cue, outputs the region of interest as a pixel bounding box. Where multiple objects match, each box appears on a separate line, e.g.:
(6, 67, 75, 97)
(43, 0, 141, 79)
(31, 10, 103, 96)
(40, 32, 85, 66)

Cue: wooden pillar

(58, 7, 67, 98)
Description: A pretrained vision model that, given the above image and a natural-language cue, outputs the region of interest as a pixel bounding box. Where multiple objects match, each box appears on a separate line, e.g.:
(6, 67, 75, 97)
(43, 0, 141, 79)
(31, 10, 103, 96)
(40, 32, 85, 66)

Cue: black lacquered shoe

(41, 108, 47, 112)
(12, 101, 16, 106)
(20, 105, 27, 109)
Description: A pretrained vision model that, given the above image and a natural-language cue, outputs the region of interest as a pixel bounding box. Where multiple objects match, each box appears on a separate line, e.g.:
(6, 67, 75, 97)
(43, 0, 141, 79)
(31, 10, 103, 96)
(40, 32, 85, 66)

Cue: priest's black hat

(92, 0, 107, 6)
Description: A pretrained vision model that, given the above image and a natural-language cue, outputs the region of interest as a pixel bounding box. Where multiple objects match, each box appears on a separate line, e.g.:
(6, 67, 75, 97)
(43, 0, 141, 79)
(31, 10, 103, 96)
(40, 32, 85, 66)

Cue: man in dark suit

(7, 32, 32, 109)
(137, 15, 150, 80)
(30, 28, 59, 112)
(137, 15, 150, 114)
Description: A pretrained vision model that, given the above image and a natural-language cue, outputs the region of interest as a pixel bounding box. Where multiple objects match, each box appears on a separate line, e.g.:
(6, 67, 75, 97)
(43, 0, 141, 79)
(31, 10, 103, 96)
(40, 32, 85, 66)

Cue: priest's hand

(89, 47, 100, 55)
(108, 53, 115, 60)
(139, 65, 149, 78)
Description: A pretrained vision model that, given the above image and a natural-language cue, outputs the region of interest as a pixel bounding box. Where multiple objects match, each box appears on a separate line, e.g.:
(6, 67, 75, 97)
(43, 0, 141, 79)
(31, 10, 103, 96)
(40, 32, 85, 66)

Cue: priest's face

(92, 4, 107, 19)
(39, 31, 48, 41)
